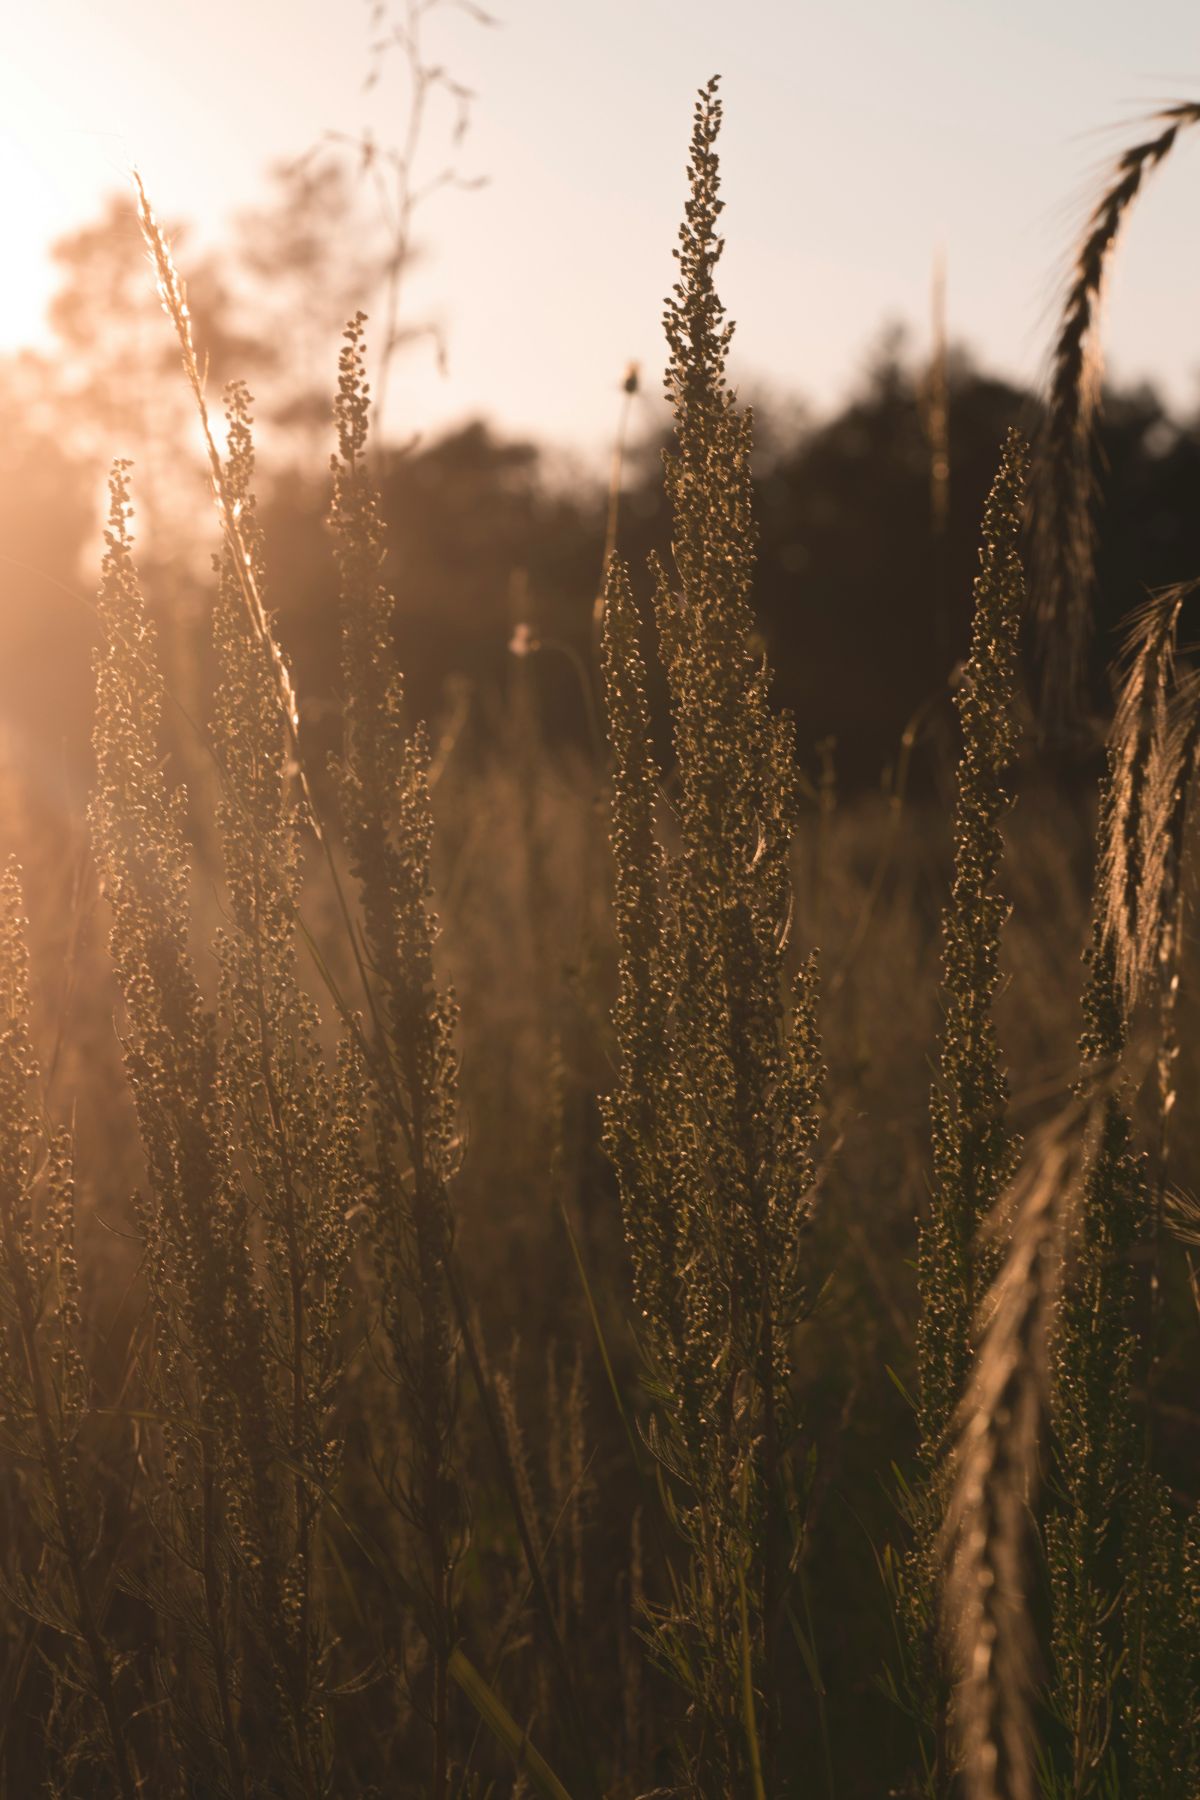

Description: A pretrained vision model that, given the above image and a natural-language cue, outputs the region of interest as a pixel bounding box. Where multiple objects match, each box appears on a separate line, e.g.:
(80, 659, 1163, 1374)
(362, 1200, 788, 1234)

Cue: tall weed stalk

(328, 315, 464, 1794)
(0, 865, 138, 1799)
(92, 465, 348, 1797)
(1035, 105, 1200, 713)
(1044, 586, 1200, 1795)
(601, 77, 823, 1796)
(902, 431, 1028, 1794)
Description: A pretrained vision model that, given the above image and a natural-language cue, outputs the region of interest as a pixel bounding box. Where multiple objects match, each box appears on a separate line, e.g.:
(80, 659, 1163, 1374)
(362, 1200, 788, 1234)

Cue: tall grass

(328, 313, 464, 1795)
(0, 72, 1196, 1800)
(1034, 104, 1200, 714)
(0, 865, 137, 1799)
(899, 430, 1028, 1797)
(601, 76, 823, 1794)
(940, 1104, 1095, 1800)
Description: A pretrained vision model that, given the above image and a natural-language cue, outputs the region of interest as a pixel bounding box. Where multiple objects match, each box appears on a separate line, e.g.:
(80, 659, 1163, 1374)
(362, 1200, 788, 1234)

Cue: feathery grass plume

(210, 382, 354, 1791)
(1098, 582, 1200, 1016)
(601, 78, 823, 1794)
(328, 315, 464, 1797)
(0, 864, 138, 1800)
(1043, 928, 1200, 1800)
(1040, 575, 1200, 1793)
(902, 432, 1028, 1791)
(91, 465, 304, 1796)
(136, 199, 589, 1785)
(136, 176, 315, 831)
(917, 431, 1029, 1463)
(1070, 581, 1200, 1794)
(940, 1103, 1095, 1800)
(1034, 105, 1200, 716)
(1041, 913, 1147, 1797)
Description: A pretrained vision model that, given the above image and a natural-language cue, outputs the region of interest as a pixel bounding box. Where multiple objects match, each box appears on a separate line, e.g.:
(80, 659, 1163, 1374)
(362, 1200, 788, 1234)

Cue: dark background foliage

(5, 204, 1200, 809)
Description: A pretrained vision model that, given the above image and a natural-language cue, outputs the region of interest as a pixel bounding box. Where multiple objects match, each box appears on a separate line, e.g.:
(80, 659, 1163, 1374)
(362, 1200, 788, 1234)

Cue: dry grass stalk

(134, 176, 317, 833)
(900, 432, 1029, 1798)
(917, 430, 1028, 1469)
(1099, 581, 1200, 1013)
(1092, 583, 1200, 1793)
(1035, 104, 1200, 714)
(328, 314, 465, 1796)
(130, 195, 597, 1784)
(940, 1103, 1096, 1800)
(601, 78, 824, 1794)
(210, 381, 353, 1789)
(91, 465, 314, 1794)
(0, 865, 138, 1799)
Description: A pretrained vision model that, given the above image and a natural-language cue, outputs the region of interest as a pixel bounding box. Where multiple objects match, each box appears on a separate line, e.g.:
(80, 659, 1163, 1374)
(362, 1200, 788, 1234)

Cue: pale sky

(4, 0, 1200, 461)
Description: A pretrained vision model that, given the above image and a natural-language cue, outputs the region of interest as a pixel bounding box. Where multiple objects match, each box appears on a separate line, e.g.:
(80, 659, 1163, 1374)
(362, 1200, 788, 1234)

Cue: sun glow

(0, 72, 106, 354)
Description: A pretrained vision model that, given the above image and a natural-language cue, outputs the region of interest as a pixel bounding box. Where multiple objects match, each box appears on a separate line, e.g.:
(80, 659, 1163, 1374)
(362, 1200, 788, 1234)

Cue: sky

(4, 0, 1200, 463)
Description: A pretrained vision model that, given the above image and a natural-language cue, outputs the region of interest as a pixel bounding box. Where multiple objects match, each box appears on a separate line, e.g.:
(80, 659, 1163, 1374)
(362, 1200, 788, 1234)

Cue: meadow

(0, 73, 1198, 1800)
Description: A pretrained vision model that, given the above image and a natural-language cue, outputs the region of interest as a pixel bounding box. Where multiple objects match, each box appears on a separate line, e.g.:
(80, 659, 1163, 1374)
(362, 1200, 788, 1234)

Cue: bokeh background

(2, 9, 1200, 1793)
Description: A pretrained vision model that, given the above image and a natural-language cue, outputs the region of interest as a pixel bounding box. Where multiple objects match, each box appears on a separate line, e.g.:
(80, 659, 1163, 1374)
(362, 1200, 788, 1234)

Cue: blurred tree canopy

(3, 187, 1200, 811)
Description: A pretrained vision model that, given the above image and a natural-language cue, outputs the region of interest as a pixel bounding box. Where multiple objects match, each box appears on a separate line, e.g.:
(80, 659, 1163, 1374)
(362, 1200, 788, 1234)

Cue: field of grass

(0, 72, 1197, 1800)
